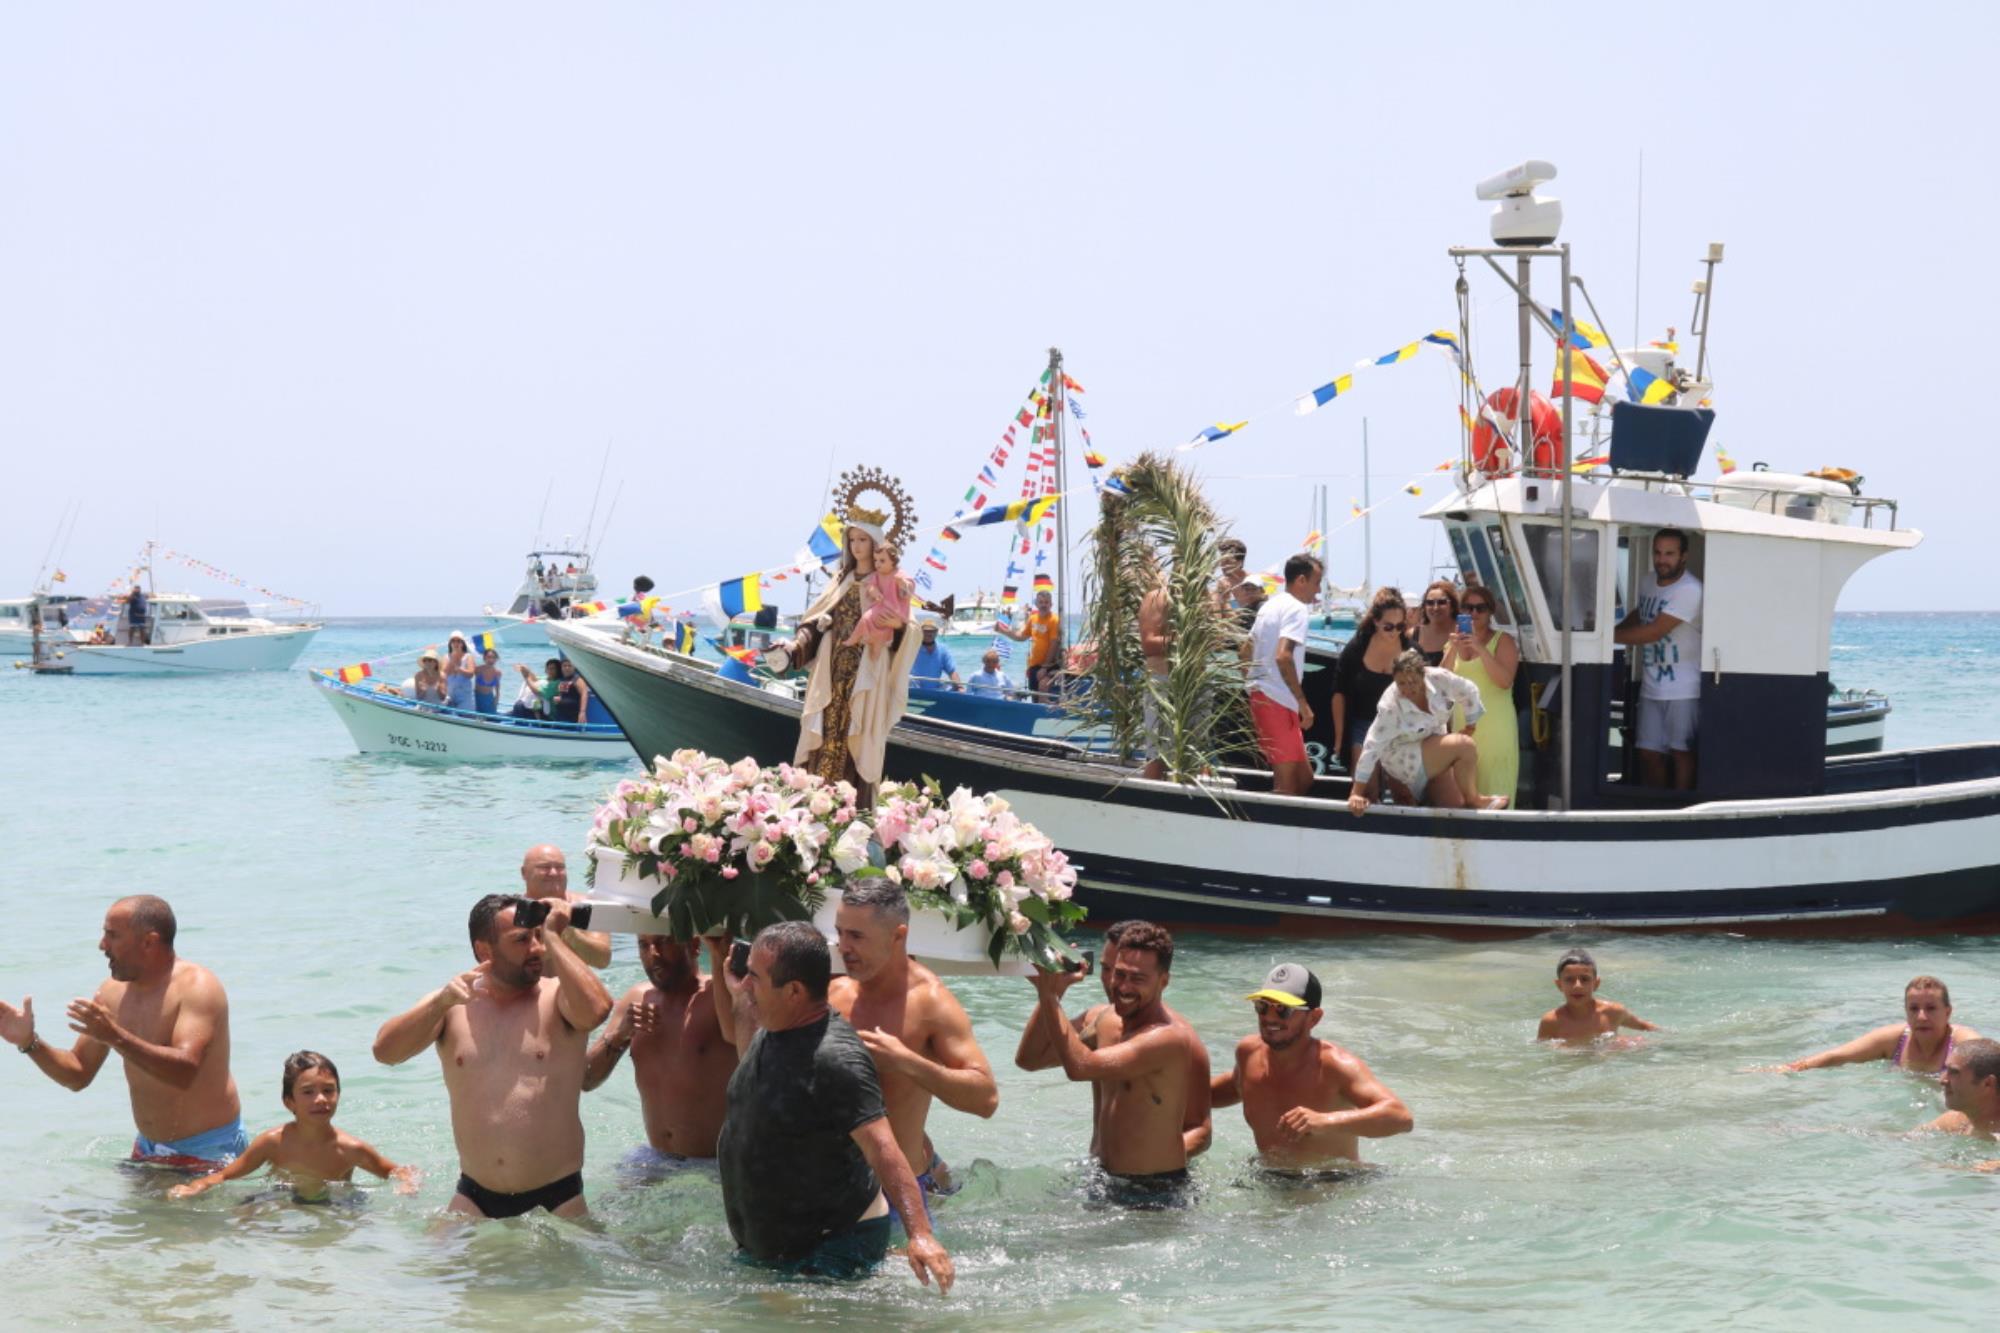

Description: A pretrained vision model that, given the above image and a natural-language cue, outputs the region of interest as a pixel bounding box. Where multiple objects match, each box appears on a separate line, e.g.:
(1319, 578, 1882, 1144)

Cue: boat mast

(1361, 418, 1373, 600)
(1048, 346, 1068, 637)
(1693, 243, 1723, 382)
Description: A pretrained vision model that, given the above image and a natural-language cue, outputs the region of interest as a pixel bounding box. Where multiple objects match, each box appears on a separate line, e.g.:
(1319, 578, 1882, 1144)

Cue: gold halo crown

(831, 465, 917, 553)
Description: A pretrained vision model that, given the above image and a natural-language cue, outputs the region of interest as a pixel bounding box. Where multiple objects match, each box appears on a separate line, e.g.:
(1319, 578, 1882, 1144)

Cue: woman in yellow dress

(1441, 588, 1520, 805)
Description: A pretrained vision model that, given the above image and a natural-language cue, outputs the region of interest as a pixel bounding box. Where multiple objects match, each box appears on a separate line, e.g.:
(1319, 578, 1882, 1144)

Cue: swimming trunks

(1094, 1166, 1195, 1210)
(617, 1144, 716, 1187)
(888, 1151, 957, 1233)
(779, 1212, 892, 1281)
(1891, 1027, 1954, 1076)
(130, 1116, 249, 1171)
(454, 1169, 585, 1219)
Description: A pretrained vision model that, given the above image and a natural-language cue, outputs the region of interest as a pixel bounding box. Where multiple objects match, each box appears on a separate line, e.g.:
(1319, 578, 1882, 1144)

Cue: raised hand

(0, 996, 33, 1048)
(66, 997, 123, 1046)
(439, 963, 490, 1010)
(1029, 966, 1082, 1003)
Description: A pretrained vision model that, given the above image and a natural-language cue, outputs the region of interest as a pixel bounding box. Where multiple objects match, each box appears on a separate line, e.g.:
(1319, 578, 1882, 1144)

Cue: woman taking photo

(1442, 588, 1520, 806)
(1331, 588, 1411, 777)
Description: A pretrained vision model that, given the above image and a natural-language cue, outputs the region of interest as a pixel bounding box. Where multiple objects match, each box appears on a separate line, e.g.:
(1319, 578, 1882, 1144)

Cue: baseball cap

(1245, 963, 1321, 1009)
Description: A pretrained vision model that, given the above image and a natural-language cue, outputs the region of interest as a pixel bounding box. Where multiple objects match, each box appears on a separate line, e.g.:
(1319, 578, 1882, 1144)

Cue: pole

(1694, 244, 1723, 382)
(1049, 346, 1068, 640)
(1558, 246, 1575, 812)
(1361, 419, 1373, 599)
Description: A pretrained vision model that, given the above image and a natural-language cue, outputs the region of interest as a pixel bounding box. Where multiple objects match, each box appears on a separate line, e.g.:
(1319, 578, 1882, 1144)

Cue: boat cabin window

(1448, 525, 1529, 631)
(1522, 523, 1599, 632)
(1484, 524, 1534, 634)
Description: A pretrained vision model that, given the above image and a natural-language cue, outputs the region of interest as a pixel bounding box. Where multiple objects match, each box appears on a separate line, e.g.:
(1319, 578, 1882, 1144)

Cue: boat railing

(314, 672, 623, 735)
(1516, 466, 1902, 530)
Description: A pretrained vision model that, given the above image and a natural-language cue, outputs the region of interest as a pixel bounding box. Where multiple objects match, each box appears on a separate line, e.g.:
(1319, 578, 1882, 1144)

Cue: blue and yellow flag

(963, 495, 1059, 528)
(471, 632, 498, 654)
(806, 512, 843, 566)
(1626, 367, 1675, 405)
(1295, 374, 1353, 415)
(674, 620, 698, 654)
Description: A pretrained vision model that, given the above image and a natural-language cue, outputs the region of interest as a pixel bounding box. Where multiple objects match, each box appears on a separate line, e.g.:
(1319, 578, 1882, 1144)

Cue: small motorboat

(310, 669, 630, 762)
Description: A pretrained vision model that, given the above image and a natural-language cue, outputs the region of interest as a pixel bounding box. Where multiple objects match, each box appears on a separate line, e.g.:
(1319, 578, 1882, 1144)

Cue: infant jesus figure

(844, 539, 914, 652)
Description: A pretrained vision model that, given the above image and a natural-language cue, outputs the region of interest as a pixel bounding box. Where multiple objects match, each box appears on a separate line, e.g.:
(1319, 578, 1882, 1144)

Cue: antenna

(579, 443, 612, 552)
(591, 480, 625, 566)
(532, 478, 554, 549)
(1632, 150, 1645, 350)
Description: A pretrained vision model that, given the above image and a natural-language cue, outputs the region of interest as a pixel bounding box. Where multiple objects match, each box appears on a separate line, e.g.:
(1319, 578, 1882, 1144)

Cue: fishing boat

(0, 595, 91, 653)
(946, 591, 1005, 637)
(549, 163, 2000, 933)
(482, 549, 604, 648)
(309, 669, 629, 761)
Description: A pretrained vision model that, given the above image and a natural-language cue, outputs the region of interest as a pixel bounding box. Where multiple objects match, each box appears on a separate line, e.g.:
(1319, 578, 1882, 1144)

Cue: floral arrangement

(584, 751, 1084, 969)
(586, 749, 863, 940)
(868, 778, 1085, 969)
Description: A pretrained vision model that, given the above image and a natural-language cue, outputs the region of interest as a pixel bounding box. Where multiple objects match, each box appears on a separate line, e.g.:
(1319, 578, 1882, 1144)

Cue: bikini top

(1891, 1026, 1953, 1076)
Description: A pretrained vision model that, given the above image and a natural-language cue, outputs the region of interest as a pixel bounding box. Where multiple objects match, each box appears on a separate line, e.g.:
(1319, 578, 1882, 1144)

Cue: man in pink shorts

(1247, 554, 1323, 795)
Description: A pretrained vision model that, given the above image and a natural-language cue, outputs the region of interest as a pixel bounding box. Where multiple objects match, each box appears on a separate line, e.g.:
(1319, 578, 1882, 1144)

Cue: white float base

(581, 845, 1033, 975)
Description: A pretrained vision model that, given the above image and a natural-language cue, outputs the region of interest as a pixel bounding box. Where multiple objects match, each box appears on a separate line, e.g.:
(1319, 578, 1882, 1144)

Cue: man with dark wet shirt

(716, 921, 953, 1291)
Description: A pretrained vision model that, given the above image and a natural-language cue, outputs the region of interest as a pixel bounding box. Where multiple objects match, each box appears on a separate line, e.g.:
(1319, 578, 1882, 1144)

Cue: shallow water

(2, 614, 1996, 1329)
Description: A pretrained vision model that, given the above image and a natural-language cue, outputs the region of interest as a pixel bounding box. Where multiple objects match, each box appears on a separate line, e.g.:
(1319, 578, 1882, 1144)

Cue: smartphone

(728, 939, 752, 980)
(1456, 613, 1473, 635)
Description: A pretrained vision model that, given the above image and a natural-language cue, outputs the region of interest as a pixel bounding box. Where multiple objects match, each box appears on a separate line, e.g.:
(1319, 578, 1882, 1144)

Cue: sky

(4, 3, 1995, 615)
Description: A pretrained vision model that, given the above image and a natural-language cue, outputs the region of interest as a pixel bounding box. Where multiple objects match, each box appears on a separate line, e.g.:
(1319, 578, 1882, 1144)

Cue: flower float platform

(573, 751, 1085, 976)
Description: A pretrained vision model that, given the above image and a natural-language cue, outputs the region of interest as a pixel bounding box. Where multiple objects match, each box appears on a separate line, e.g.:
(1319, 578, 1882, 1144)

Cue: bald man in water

(0, 896, 246, 1169)
(521, 843, 612, 967)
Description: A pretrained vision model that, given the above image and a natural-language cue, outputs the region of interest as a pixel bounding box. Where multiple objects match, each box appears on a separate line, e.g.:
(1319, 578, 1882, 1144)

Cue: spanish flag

(337, 662, 372, 684)
(1552, 346, 1610, 406)
(573, 601, 608, 616)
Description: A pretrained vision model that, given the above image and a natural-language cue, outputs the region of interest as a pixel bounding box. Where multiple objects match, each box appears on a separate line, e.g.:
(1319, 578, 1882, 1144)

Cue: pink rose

(996, 869, 1015, 889)
(984, 841, 1003, 861)
(704, 845, 721, 863)
(968, 859, 990, 880)
(683, 817, 697, 834)
(721, 866, 739, 880)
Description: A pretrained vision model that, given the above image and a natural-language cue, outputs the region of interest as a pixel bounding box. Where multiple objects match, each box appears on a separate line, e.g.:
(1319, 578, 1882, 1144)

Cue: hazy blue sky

(5, 3, 1993, 615)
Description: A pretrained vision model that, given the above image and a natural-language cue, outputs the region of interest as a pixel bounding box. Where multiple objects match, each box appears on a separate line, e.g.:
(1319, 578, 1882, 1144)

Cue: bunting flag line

(1717, 448, 1737, 475)
(954, 493, 1061, 528)
(153, 548, 316, 609)
(337, 663, 373, 684)
(1189, 329, 1464, 449)
(702, 575, 764, 627)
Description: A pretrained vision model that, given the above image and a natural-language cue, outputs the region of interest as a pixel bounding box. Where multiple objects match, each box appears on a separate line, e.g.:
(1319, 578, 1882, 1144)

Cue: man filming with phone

(372, 894, 612, 1220)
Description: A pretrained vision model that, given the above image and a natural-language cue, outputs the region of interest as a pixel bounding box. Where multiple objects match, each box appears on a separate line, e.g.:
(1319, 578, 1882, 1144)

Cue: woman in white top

(1347, 649, 1509, 814)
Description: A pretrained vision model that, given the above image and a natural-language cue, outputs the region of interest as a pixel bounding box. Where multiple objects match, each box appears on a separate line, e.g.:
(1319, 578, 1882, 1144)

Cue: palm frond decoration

(1076, 452, 1250, 782)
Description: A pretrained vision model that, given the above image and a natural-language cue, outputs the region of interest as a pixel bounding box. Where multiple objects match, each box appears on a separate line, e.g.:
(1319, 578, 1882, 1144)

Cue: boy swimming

(169, 1051, 417, 1203)
(1536, 949, 1659, 1046)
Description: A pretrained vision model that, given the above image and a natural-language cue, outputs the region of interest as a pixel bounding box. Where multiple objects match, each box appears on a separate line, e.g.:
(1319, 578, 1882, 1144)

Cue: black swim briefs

(455, 1169, 585, 1219)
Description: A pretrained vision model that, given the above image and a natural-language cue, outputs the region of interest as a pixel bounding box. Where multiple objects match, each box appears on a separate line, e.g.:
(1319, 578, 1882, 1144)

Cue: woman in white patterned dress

(1346, 649, 1510, 814)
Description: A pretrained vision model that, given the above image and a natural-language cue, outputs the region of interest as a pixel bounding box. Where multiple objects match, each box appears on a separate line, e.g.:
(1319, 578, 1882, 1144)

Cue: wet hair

(1218, 538, 1247, 560)
(1113, 921, 1174, 974)
(1960, 1038, 2000, 1088)
(119, 895, 177, 950)
(1906, 975, 1951, 1007)
(1654, 527, 1690, 555)
(757, 920, 831, 1001)
(1557, 948, 1598, 977)
(632, 576, 655, 594)
(468, 893, 528, 948)
(1391, 647, 1429, 679)
(1283, 553, 1323, 585)
(282, 1050, 340, 1101)
(1420, 580, 1461, 622)
(842, 880, 910, 925)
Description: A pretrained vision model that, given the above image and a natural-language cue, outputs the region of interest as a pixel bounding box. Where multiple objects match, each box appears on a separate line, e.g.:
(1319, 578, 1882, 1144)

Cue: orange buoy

(1471, 388, 1562, 475)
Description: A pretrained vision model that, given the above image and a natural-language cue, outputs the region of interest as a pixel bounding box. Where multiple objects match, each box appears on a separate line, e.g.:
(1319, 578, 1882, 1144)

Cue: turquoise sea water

(1, 613, 1996, 1330)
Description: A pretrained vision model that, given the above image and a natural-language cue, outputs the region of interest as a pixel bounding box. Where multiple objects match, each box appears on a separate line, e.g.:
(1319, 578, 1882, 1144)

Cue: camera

(514, 898, 591, 931)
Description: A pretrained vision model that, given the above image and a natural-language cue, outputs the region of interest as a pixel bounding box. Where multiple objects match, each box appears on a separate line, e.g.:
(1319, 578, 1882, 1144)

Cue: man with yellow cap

(1210, 963, 1413, 1169)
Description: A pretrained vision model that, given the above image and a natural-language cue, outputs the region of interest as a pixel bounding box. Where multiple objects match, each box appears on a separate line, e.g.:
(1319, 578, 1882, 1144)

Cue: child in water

(844, 540, 912, 650)
(169, 1051, 418, 1202)
(1537, 948, 1659, 1045)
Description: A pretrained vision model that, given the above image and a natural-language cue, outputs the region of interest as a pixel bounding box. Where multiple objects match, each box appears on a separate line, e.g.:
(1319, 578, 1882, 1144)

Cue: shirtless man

(520, 843, 613, 968)
(1918, 1038, 2000, 1139)
(0, 896, 245, 1169)
(1015, 920, 1211, 1160)
(1025, 921, 1204, 1205)
(584, 934, 737, 1166)
(1211, 963, 1412, 1168)
(373, 893, 612, 1219)
(828, 883, 997, 1219)
(1778, 975, 1978, 1075)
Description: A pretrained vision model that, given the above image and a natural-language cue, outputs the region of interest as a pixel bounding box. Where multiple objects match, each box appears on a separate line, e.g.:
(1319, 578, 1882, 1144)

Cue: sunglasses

(1253, 999, 1302, 1018)
(1464, 603, 1493, 613)
(1423, 598, 1452, 607)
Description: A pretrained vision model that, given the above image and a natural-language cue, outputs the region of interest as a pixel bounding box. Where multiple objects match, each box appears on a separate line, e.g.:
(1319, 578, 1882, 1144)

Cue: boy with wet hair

(1536, 949, 1659, 1045)
(170, 1052, 416, 1202)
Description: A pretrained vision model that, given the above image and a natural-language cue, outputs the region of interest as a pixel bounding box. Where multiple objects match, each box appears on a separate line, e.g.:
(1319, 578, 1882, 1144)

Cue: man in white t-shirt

(1248, 554, 1324, 796)
(1613, 528, 1703, 790)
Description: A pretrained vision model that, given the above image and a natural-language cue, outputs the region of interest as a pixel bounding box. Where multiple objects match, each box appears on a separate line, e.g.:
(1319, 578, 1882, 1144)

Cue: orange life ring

(1471, 388, 1562, 475)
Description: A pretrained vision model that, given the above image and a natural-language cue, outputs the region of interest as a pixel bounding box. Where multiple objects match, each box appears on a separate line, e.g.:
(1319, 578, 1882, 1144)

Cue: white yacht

(49, 593, 320, 675)
(483, 549, 603, 648)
